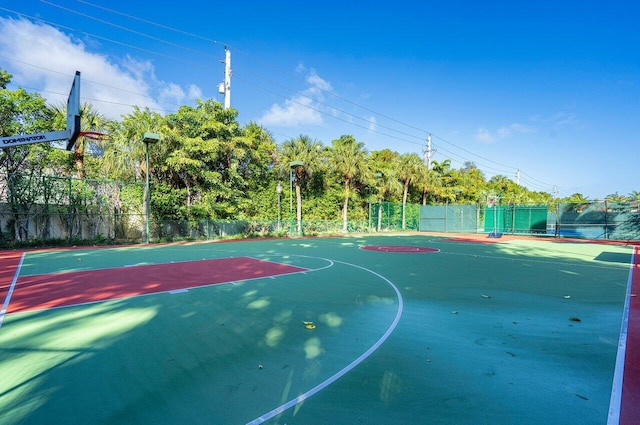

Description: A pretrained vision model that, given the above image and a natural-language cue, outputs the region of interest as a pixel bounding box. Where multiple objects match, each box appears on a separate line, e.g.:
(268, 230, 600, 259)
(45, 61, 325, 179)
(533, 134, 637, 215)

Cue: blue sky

(1, 0, 638, 200)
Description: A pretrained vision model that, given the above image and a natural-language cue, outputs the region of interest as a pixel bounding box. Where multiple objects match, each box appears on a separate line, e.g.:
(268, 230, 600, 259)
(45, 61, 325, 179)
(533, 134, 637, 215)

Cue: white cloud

(159, 83, 187, 105)
(259, 95, 323, 127)
(367, 116, 377, 132)
(0, 17, 202, 120)
(552, 111, 578, 127)
(475, 127, 495, 143)
(306, 69, 332, 93)
(496, 123, 536, 138)
(257, 66, 333, 128)
(187, 84, 203, 99)
(476, 123, 536, 143)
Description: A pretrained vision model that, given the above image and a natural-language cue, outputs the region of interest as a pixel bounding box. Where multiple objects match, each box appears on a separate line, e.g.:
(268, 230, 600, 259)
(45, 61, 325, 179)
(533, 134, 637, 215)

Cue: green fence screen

(484, 205, 548, 234)
(419, 205, 478, 232)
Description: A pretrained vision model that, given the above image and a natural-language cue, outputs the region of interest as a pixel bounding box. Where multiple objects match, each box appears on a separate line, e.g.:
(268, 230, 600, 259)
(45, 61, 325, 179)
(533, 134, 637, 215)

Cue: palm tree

(416, 167, 441, 205)
(328, 135, 369, 232)
(395, 153, 425, 229)
(50, 102, 110, 179)
(375, 167, 402, 231)
(279, 135, 325, 234)
(368, 149, 402, 231)
(99, 107, 165, 234)
(605, 192, 629, 203)
(101, 107, 165, 182)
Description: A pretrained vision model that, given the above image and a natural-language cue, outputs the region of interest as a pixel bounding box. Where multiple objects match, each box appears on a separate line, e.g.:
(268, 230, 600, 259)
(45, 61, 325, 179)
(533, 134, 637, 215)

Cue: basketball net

(78, 131, 109, 141)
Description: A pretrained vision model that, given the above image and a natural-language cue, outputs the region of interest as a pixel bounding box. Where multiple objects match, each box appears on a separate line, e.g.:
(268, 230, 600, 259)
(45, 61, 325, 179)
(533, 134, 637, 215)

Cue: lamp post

(289, 160, 304, 235)
(370, 172, 383, 232)
(276, 183, 282, 232)
(142, 132, 160, 244)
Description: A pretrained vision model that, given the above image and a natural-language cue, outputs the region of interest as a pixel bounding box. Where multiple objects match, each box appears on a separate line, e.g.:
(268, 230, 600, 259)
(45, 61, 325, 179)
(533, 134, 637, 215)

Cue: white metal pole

(224, 47, 231, 109)
(427, 133, 432, 169)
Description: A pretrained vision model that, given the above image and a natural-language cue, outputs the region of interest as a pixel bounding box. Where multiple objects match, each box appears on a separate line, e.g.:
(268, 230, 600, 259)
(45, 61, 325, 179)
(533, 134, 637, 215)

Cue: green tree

(396, 153, 425, 229)
(0, 69, 57, 240)
(429, 159, 454, 202)
(100, 106, 165, 226)
(279, 135, 325, 234)
(328, 135, 369, 231)
(369, 149, 402, 231)
(161, 100, 252, 219)
(605, 192, 628, 202)
(236, 122, 279, 218)
(459, 163, 487, 204)
(50, 102, 111, 179)
(563, 193, 589, 203)
(416, 167, 441, 205)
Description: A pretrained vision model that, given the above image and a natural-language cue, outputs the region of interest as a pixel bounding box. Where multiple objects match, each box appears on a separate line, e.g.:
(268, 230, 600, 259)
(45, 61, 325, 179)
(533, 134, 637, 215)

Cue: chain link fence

(1, 174, 143, 245)
(2, 174, 638, 245)
(419, 202, 640, 240)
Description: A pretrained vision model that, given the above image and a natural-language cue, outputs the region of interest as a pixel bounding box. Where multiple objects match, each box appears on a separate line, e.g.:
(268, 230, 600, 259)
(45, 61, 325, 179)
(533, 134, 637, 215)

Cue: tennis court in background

(0, 234, 638, 425)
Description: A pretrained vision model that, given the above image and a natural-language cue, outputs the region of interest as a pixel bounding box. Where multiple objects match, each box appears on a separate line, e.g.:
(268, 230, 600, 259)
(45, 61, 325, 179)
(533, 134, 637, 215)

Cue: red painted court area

(4, 256, 306, 314)
(621, 246, 640, 424)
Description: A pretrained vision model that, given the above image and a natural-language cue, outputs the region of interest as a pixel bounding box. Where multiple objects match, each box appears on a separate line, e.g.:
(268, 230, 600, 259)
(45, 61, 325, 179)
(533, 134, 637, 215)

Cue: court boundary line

(608, 247, 637, 424)
(0, 252, 25, 328)
(245, 256, 314, 272)
(246, 255, 404, 425)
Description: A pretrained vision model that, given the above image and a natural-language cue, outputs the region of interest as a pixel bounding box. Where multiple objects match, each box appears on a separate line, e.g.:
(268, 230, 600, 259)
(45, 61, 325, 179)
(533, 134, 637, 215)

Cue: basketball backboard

(0, 71, 82, 149)
(65, 71, 81, 150)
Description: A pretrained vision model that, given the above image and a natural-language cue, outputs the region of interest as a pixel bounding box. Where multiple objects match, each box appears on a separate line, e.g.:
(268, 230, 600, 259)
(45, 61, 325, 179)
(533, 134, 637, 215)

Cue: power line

(3, 3, 556, 192)
(0, 7, 216, 70)
(38, 1, 433, 147)
(0, 54, 182, 115)
(7, 82, 177, 114)
(64, 0, 526, 169)
(40, 0, 221, 59)
(74, 0, 224, 44)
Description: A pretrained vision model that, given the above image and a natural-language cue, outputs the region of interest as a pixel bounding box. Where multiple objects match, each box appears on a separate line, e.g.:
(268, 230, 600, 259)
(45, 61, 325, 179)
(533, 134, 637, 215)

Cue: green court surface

(0, 235, 634, 424)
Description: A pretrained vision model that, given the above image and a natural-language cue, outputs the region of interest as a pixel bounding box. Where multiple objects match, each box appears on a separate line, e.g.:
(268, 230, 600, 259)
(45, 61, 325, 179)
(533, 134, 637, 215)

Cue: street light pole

(289, 169, 293, 235)
(276, 183, 282, 232)
(372, 172, 383, 232)
(289, 161, 304, 235)
(142, 132, 160, 244)
(368, 187, 372, 231)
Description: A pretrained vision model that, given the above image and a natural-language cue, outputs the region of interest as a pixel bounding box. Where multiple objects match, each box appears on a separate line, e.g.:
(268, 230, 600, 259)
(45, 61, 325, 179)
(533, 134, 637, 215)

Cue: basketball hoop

(78, 131, 109, 141)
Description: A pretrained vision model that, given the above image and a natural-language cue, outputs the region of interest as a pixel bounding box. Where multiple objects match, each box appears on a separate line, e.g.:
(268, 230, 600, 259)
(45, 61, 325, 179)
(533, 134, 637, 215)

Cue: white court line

(0, 252, 26, 328)
(246, 256, 404, 425)
(607, 248, 636, 425)
(246, 256, 312, 273)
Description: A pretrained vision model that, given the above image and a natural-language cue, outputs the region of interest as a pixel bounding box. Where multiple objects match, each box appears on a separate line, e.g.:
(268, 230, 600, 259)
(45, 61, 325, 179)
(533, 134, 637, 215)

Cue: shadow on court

(0, 236, 634, 424)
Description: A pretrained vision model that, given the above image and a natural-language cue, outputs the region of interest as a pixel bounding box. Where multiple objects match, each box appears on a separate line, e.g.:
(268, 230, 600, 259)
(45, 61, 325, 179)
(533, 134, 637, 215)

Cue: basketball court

(1, 234, 637, 424)
(1, 72, 637, 422)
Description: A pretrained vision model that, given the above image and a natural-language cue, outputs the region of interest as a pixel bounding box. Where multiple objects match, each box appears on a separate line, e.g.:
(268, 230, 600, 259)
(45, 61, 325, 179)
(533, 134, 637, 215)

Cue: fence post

(555, 203, 559, 237)
(445, 201, 448, 232)
(68, 176, 72, 242)
(604, 200, 608, 239)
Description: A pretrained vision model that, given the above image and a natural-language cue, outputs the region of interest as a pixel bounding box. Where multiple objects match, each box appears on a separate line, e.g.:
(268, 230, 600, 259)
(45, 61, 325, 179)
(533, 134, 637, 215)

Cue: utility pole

(423, 133, 434, 169)
(218, 46, 231, 109)
(516, 169, 521, 185)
